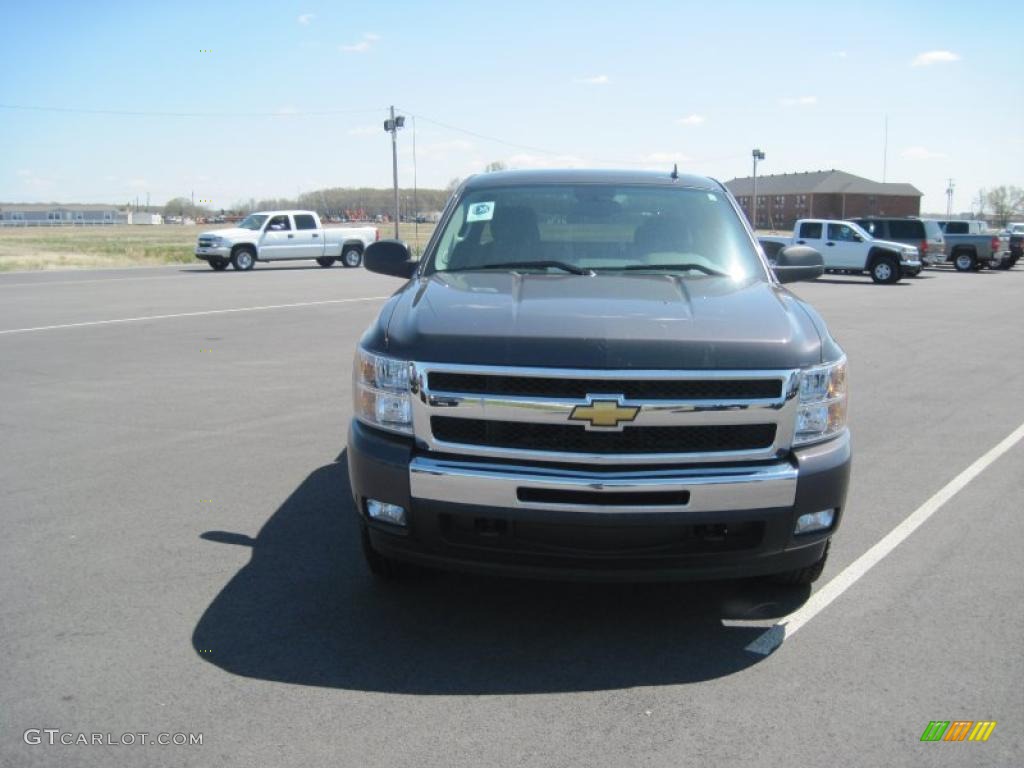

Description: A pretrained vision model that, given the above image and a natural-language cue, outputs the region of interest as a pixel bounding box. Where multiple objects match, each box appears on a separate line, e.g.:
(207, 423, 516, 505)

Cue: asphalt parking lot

(1, 262, 1021, 767)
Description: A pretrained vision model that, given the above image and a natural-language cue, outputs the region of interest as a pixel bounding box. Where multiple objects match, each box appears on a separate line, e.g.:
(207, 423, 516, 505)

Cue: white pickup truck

(760, 219, 921, 284)
(195, 210, 379, 271)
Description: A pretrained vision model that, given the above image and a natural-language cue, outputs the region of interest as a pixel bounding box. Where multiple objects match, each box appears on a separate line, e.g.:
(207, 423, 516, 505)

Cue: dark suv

(851, 217, 945, 273)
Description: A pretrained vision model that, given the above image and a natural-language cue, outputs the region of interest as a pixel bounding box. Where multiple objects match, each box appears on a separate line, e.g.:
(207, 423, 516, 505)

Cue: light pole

(751, 149, 765, 230)
(945, 178, 955, 219)
(384, 106, 406, 239)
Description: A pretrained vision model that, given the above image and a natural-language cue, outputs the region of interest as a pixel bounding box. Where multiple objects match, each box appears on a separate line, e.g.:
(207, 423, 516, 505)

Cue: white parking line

(0, 274, 194, 288)
(745, 419, 1024, 656)
(0, 296, 389, 335)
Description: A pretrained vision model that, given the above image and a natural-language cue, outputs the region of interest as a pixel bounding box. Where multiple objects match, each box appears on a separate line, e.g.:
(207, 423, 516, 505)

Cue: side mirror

(773, 245, 824, 283)
(364, 239, 417, 279)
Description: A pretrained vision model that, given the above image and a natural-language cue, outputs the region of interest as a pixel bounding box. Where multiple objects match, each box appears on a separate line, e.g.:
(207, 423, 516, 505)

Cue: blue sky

(2, 0, 1021, 212)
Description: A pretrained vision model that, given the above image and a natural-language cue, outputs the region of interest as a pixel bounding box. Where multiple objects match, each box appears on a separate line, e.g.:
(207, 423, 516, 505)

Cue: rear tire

(342, 246, 363, 268)
(870, 255, 899, 284)
(316, 257, 336, 268)
(231, 247, 256, 271)
(209, 258, 229, 271)
(771, 540, 830, 586)
(953, 251, 976, 272)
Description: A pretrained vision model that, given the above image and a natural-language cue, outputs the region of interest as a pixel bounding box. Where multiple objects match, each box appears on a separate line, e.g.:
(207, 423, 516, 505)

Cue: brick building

(724, 170, 922, 230)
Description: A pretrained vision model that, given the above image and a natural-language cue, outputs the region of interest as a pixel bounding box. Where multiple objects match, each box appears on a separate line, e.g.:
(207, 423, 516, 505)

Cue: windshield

(427, 184, 764, 280)
(238, 214, 268, 231)
(846, 221, 873, 240)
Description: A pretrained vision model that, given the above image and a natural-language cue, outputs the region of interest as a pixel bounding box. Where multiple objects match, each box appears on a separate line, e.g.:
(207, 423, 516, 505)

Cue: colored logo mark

(920, 721, 996, 742)
(569, 399, 640, 429)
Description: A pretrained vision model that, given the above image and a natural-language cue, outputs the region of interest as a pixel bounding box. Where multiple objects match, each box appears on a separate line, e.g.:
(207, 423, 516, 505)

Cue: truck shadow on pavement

(192, 451, 809, 694)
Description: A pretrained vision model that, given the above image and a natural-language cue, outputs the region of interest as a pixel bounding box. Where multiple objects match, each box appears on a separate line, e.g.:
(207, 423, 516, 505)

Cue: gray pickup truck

(926, 219, 1011, 271)
(348, 169, 850, 585)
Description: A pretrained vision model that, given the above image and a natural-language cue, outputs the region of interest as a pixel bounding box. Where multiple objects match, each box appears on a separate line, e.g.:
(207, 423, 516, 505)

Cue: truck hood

(197, 228, 254, 241)
(376, 272, 824, 370)
(870, 237, 916, 253)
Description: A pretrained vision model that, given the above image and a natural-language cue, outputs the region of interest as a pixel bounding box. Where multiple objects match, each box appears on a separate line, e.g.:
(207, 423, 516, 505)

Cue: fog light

(795, 509, 835, 535)
(366, 499, 407, 526)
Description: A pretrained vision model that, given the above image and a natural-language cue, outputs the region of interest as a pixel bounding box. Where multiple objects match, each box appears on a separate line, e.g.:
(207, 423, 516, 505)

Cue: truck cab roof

(461, 168, 723, 192)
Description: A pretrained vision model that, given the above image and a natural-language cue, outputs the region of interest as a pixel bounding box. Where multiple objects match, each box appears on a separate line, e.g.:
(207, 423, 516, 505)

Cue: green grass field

(0, 222, 436, 272)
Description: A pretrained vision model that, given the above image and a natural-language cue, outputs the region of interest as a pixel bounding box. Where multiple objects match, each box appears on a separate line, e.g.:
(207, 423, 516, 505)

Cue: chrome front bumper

(195, 245, 230, 258)
(409, 455, 798, 513)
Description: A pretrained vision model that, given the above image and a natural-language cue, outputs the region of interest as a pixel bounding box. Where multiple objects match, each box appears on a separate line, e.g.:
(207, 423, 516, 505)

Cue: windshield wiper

(609, 263, 729, 277)
(451, 260, 594, 276)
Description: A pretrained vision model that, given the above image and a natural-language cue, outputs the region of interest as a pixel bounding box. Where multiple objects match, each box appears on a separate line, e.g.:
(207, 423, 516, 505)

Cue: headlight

(353, 347, 413, 435)
(794, 357, 847, 446)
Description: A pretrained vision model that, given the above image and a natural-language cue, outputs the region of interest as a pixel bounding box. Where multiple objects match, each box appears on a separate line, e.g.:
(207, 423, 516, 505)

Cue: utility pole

(383, 106, 405, 239)
(751, 149, 765, 230)
(945, 178, 955, 218)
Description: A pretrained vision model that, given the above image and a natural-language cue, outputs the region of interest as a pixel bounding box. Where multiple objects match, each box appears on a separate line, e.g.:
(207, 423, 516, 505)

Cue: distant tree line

(976, 185, 1024, 227)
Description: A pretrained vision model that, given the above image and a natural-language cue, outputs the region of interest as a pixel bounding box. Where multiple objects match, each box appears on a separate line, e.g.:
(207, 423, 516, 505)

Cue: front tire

(209, 258, 229, 271)
(231, 247, 256, 271)
(953, 251, 976, 272)
(870, 255, 899, 284)
(771, 540, 830, 586)
(342, 246, 363, 268)
(316, 257, 336, 268)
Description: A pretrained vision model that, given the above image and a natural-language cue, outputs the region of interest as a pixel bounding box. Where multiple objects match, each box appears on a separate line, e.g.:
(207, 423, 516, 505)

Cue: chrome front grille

(410, 363, 800, 466)
(430, 417, 777, 455)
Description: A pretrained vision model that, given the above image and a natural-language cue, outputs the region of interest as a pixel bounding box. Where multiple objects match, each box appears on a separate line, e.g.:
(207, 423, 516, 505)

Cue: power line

(395, 107, 567, 158)
(0, 103, 385, 118)
(395, 107, 746, 170)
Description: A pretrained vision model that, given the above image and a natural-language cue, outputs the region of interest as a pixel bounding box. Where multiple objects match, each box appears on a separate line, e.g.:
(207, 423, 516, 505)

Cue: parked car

(922, 220, 1011, 271)
(349, 169, 849, 586)
(194, 210, 378, 271)
(760, 219, 920, 283)
(851, 217, 945, 272)
(1006, 224, 1024, 263)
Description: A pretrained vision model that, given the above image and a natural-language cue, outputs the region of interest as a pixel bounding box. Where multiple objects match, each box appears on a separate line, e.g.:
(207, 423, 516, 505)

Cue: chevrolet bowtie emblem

(569, 399, 640, 429)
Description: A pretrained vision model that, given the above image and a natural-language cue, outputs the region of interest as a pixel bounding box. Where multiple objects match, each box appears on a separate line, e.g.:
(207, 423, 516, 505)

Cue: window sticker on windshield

(467, 201, 495, 222)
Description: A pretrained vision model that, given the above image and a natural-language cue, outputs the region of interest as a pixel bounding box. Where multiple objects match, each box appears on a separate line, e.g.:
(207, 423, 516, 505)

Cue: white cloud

(341, 33, 380, 53)
(297, 13, 315, 25)
(575, 74, 609, 85)
(834, 51, 848, 58)
(127, 179, 149, 189)
(16, 169, 32, 177)
(274, 105, 298, 116)
(780, 96, 817, 106)
(676, 114, 705, 126)
(901, 146, 946, 160)
(347, 125, 379, 136)
(912, 50, 960, 67)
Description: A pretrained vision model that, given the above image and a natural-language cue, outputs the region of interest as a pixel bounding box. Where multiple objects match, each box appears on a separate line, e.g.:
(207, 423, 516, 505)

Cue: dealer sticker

(467, 201, 495, 222)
